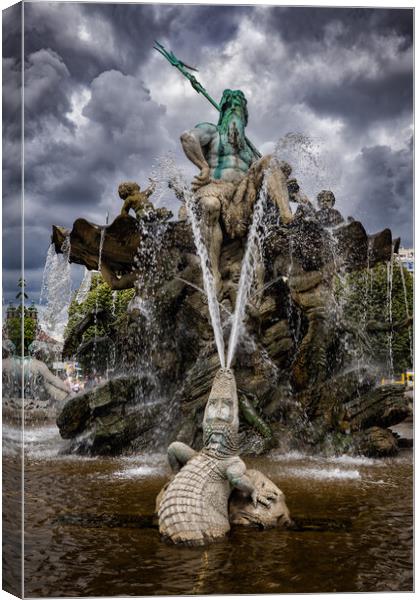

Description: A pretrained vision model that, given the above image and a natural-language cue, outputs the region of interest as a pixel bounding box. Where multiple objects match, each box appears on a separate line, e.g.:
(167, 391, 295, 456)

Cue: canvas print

(2, 1, 413, 597)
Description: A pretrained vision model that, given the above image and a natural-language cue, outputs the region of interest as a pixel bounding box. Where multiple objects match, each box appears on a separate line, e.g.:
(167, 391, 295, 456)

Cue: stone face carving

(157, 368, 289, 545)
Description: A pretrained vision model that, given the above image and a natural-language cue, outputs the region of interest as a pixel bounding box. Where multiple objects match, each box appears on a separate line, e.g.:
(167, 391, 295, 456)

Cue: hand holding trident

(153, 41, 261, 159)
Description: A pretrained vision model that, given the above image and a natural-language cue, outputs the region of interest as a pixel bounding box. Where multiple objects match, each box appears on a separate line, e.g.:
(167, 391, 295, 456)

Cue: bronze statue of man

(180, 89, 293, 290)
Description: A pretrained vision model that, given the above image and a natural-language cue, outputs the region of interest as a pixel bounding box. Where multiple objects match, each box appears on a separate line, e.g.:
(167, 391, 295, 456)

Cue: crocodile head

(203, 368, 239, 456)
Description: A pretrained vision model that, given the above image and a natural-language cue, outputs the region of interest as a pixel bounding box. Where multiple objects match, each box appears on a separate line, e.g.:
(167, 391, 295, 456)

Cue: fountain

(45, 48, 412, 547)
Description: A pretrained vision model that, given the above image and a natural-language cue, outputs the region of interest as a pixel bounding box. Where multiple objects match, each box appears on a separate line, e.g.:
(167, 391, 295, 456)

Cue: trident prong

(153, 41, 261, 158)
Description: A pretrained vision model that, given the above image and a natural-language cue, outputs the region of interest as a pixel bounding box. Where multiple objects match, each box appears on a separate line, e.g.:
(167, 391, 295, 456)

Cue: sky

(2, 2, 414, 305)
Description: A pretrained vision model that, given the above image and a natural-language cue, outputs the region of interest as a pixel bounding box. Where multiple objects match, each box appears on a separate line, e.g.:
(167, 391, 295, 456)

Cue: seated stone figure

(315, 190, 344, 227)
(119, 179, 171, 221)
(180, 88, 293, 290)
(157, 368, 290, 545)
(287, 177, 316, 220)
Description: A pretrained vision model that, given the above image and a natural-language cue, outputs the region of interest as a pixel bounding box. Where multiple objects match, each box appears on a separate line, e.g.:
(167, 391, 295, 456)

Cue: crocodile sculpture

(157, 368, 285, 545)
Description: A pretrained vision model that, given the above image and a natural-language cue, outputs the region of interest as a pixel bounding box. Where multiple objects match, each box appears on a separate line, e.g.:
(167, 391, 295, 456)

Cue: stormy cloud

(2, 2, 413, 304)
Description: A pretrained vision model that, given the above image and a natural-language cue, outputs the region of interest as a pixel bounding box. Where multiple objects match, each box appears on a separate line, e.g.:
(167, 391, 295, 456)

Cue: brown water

(4, 425, 414, 596)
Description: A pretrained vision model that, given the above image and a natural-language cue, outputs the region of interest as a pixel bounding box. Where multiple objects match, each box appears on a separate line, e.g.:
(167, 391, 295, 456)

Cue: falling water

(111, 290, 118, 317)
(105, 291, 118, 376)
(75, 268, 92, 304)
(91, 227, 106, 376)
(398, 260, 413, 366)
(185, 190, 226, 366)
(39, 244, 56, 306)
(227, 180, 268, 368)
(97, 226, 106, 273)
(40, 237, 72, 338)
(156, 156, 225, 367)
(274, 132, 341, 201)
(355, 268, 371, 369)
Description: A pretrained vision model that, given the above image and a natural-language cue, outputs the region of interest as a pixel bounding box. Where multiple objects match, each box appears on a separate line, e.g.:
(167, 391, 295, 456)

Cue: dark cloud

(82, 69, 167, 148)
(25, 48, 76, 134)
(305, 70, 412, 129)
(2, 1, 22, 61)
(1, 2, 413, 307)
(346, 138, 413, 243)
(3, 3, 23, 304)
(24, 2, 123, 83)
(262, 7, 413, 48)
(82, 3, 249, 72)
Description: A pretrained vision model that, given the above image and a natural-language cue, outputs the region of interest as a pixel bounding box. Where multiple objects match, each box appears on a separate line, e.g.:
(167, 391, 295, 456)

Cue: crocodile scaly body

(158, 369, 251, 545)
(158, 451, 243, 545)
(157, 369, 292, 545)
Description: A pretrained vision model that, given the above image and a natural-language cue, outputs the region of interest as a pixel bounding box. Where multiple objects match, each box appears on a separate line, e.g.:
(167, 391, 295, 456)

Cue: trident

(153, 41, 261, 159)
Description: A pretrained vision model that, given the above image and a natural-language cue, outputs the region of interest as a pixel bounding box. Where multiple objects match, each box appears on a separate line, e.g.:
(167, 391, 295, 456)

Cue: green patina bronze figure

(155, 41, 293, 291)
(153, 41, 261, 159)
(179, 92, 293, 291)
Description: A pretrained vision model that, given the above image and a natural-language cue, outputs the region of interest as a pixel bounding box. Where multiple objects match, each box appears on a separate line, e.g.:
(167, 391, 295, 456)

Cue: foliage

(65, 274, 135, 347)
(6, 306, 37, 356)
(335, 259, 413, 375)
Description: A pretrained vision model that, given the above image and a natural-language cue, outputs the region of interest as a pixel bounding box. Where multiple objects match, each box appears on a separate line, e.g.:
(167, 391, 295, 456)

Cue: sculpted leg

(254, 155, 293, 224)
(167, 441, 197, 472)
(197, 194, 223, 293)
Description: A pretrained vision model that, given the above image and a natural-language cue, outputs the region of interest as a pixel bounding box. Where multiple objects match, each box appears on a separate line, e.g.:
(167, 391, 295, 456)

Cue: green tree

(6, 306, 37, 356)
(336, 259, 413, 375)
(65, 274, 135, 347)
(6, 279, 37, 355)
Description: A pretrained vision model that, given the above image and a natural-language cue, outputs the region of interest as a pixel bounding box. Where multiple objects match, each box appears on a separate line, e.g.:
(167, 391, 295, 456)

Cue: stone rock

(56, 375, 162, 455)
(355, 426, 399, 457)
(262, 320, 293, 360)
(229, 469, 292, 528)
(52, 174, 405, 458)
(344, 384, 412, 431)
(52, 216, 195, 288)
(295, 367, 375, 422)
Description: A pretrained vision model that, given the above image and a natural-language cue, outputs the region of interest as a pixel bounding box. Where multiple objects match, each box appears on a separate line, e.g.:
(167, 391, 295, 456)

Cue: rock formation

(53, 87, 410, 458)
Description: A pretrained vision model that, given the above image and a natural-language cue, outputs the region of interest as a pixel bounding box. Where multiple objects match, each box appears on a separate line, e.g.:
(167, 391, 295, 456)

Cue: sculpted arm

(167, 441, 197, 473)
(144, 178, 156, 198)
(226, 459, 271, 507)
(120, 198, 133, 217)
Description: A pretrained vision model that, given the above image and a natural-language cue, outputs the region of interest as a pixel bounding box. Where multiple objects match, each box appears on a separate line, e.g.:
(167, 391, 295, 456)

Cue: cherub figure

(315, 190, 344, 227)
(119, 179, 156, 220)
(119, 179, 172, 222)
